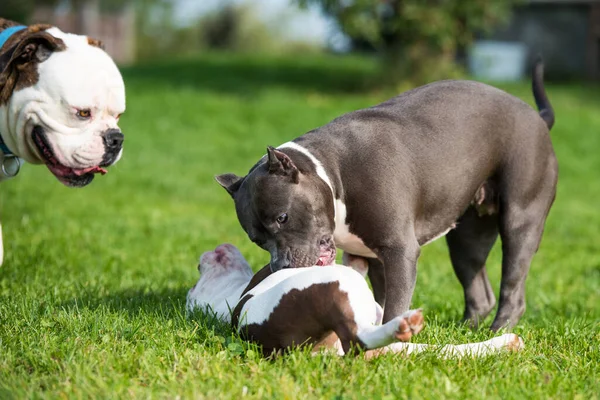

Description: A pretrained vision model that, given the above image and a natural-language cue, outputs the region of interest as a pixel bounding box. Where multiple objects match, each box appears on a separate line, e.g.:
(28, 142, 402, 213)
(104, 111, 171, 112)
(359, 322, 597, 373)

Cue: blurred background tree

(296, 0, 522, 84)
(135, 0, 320, 61)
(0, 0, 126, 23)
(0, 0, 59, 22)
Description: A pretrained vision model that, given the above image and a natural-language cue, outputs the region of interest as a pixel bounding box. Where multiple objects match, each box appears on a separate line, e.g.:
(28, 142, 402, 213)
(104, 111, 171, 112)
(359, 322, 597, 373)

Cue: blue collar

(0, 25, 27, 155)
(0, 25, 27, 50)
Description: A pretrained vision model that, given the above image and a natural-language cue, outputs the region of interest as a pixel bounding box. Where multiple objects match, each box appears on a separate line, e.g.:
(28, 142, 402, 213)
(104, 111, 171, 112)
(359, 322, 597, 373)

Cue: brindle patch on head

(234, 281, 365, 357)
(0, 20, 65, 106)
(0, 19, 57, 51)
(0, 18, 21, 32)
(87, 37, 104, 49)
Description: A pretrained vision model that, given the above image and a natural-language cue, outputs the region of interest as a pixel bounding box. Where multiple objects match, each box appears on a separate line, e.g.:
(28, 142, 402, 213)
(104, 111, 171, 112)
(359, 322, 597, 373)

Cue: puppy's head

(0, 26, 125, 187)
(186, 244, 254, 321)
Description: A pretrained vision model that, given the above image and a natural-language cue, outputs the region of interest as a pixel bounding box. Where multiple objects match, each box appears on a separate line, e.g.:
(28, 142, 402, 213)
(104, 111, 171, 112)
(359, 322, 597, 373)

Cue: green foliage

(0, 0, 129, 23)
(0, 53, 599, 398)
(0, 0, 59, 22)
(135, 2, 321, 61)
(298, 0, 522, 84)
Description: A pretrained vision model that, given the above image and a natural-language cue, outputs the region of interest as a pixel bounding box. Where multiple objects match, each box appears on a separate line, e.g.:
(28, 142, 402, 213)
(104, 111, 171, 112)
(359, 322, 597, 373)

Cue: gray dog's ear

(267, 146, 299, 183)
(215, 173, 243, 197)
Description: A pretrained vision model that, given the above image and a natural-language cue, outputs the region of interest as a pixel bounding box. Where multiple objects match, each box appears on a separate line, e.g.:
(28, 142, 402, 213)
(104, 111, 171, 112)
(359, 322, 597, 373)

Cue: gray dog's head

(216, 147, 336, 272)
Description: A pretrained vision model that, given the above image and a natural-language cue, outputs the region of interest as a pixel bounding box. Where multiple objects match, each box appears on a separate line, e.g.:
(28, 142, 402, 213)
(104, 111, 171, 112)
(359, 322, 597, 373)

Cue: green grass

(1, 52, 599, 399)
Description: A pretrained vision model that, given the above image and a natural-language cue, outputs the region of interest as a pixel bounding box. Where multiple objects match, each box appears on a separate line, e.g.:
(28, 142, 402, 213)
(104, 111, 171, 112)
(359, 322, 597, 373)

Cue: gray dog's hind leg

(446, 207, 499, 328)
(491, 154, 558, 331)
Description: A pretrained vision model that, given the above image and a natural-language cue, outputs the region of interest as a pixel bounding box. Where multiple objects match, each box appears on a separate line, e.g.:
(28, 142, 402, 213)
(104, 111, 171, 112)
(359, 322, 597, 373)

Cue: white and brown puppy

(187, 244, 524, 358)
(0, 18, 126, 264)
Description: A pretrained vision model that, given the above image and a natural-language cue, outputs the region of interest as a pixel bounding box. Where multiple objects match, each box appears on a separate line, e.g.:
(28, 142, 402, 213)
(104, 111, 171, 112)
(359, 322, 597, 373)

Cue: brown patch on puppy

(312, 331, 341, 352)
(231, 293, 254, 331)
(87, 37, 104, 49)
(0, 19, 65, 106)
(233, 281, 365, 356)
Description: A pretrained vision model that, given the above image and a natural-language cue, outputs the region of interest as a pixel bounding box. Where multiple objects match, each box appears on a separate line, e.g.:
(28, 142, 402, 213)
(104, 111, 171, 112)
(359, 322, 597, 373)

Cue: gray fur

(217, 60, 557, 330)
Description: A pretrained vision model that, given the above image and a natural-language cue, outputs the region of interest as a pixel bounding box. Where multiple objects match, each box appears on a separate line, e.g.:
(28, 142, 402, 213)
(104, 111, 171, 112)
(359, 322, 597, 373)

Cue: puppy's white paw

(486, 333, 525, 352)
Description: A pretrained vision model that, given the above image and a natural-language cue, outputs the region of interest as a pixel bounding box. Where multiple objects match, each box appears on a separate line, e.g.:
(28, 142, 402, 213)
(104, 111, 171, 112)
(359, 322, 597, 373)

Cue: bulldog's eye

(76, 109, 92, 119)
(276, 213, 288, 224)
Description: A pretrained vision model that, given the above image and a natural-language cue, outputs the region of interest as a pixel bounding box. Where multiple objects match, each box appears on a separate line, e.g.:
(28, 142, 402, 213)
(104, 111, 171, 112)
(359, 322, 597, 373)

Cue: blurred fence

(31, 3, 136, 65)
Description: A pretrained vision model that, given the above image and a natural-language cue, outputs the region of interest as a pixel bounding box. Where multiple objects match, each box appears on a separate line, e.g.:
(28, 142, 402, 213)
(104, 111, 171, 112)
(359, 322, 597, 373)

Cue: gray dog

(216, 59, 556, 331)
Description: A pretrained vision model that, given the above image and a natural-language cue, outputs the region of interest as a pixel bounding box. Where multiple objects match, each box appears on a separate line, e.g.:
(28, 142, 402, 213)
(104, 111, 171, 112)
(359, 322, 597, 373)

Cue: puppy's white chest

(333, 200, 377, 258)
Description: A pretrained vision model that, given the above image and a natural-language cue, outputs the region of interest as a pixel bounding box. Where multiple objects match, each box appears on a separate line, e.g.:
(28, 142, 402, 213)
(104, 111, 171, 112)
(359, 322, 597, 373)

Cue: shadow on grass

(121, 53, 378, 95)
(60, 287, 189, 320)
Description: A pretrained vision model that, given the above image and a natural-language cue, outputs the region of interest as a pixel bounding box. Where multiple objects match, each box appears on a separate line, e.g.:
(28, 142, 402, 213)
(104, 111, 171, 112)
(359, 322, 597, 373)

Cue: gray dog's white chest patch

(277, 141, 377, 258)
(333, 200, 377, 258)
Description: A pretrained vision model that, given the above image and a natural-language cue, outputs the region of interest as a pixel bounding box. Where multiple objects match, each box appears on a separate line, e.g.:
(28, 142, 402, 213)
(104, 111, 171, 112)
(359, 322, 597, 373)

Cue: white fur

(277, 141, 334, 196)
(333, 200, 377, 258)
(277, 141, 377, 258)
(382, 333, 524, 358)
(356, 315, 403, 348)
(186, 245, 253, 323)
(0, 27, 125, 167)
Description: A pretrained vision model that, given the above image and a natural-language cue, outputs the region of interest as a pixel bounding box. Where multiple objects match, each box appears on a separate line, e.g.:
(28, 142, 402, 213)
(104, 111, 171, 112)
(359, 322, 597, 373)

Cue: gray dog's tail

(532, 56, 555, 130)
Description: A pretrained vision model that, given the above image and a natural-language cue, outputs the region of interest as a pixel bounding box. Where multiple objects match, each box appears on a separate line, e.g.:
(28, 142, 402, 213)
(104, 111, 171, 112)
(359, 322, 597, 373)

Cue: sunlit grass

(0, 52, 598, 399)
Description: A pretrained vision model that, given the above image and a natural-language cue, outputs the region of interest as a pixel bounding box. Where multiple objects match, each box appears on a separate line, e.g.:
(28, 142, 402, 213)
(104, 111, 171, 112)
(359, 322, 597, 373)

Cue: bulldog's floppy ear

(0, 30, 66, 104)
(215, 173, 243, 197)
(267, 146, 299, 183)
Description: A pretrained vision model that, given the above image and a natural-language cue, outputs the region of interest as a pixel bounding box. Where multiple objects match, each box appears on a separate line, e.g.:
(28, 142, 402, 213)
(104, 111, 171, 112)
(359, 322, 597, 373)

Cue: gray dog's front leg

(378, 244, 420, 323)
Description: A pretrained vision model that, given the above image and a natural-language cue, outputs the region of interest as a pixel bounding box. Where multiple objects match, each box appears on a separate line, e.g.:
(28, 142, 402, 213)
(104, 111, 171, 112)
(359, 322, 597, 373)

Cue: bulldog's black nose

(102, 129, 124, 150)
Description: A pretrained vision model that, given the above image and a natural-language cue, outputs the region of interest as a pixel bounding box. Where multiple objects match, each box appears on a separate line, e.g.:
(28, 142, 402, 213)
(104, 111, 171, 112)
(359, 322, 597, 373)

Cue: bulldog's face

(216, 147, 336, 272)
(186, 244, 254, 322)
(0, 26, 125, 187)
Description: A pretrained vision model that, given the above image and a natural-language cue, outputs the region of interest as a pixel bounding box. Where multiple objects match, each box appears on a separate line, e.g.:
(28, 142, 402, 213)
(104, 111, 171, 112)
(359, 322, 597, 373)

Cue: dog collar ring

(1, 155, 21, 178)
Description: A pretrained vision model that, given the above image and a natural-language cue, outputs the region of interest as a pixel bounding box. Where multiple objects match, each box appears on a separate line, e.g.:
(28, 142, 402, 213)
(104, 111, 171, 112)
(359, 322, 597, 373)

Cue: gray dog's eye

(276, 213, 288, 224)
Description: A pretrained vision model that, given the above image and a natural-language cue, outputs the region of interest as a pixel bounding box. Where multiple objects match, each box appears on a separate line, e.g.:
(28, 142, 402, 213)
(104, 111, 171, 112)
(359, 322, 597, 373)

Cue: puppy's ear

(215, 173, 243, 197)
(266, 146, 299, 183)
(0, 30, 66, 104)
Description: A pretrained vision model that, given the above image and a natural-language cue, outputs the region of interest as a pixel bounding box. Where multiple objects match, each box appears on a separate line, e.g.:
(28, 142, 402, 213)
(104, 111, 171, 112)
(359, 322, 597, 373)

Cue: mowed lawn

(0, 53, 598, 399)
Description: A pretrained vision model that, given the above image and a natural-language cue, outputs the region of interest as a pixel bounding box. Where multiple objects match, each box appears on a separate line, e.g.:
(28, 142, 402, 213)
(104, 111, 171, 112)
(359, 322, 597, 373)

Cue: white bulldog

(0, 18, 126, 264)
